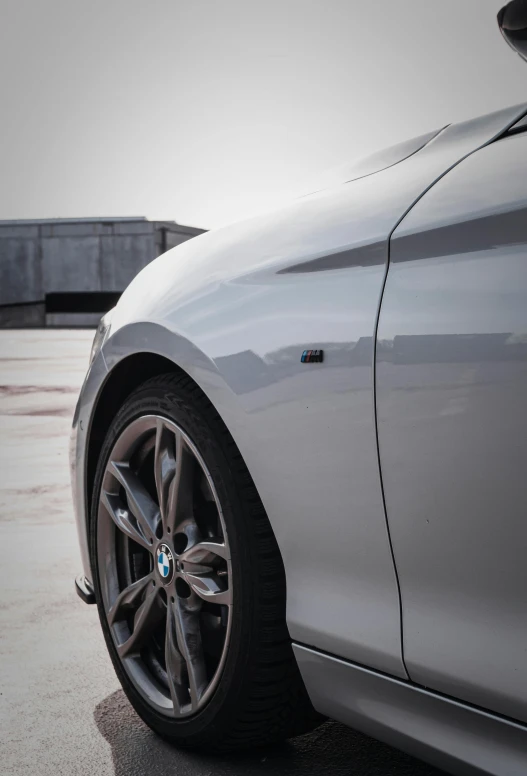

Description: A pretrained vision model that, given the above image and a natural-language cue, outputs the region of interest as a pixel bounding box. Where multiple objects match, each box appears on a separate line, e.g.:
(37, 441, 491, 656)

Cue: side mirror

(498, 0, 527, 61)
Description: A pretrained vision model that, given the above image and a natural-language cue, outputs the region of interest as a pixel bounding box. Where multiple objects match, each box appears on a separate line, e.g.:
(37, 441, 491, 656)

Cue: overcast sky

(0, 0, 526, 230)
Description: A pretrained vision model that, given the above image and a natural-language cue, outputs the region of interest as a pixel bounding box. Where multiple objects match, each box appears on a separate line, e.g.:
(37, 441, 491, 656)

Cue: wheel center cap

(156, 543, 174, 584)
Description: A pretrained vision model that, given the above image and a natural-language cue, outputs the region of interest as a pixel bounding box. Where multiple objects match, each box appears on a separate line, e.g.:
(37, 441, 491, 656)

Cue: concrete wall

(0, 218, 205, 326)
(0, 303, 45, 327)
(0, 224, 41, 306)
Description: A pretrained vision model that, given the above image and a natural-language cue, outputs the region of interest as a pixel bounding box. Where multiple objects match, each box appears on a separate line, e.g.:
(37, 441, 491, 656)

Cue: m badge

(301, 349, 323, 363)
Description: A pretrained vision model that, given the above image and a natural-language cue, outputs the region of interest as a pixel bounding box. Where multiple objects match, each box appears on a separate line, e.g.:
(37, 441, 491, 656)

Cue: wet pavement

(0, 330, 443, 776)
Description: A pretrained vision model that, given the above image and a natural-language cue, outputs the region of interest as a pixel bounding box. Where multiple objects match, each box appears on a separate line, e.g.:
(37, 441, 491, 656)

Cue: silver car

(71, 3, 527, 773)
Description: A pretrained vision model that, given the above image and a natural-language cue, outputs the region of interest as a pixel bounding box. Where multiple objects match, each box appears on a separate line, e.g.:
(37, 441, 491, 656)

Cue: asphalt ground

(0, 329, 444, 776)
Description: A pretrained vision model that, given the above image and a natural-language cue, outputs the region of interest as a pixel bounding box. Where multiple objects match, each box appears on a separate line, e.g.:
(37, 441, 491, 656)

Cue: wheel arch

(81, 318, 252, 573)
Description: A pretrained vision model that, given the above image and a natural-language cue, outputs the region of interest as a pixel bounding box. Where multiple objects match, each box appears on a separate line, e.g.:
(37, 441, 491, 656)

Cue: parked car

(71, 3, 527, 773)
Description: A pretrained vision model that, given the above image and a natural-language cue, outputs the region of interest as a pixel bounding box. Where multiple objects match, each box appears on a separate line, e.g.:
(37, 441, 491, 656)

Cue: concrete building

(0, 217, 205, 327)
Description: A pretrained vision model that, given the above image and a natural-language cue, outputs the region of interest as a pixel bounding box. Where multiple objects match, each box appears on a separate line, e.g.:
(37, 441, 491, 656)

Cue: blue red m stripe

(301, 349, 323, 363)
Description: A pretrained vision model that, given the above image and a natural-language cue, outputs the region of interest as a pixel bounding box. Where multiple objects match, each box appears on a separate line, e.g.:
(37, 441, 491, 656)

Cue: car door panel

(376, 131, 527, 721)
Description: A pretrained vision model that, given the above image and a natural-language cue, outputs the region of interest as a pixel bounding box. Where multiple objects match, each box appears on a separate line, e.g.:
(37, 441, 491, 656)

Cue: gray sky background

(0, 0, 526, 230)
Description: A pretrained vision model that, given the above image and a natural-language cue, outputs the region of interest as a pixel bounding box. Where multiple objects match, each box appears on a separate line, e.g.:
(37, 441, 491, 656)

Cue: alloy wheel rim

(97, 414, 232, 717)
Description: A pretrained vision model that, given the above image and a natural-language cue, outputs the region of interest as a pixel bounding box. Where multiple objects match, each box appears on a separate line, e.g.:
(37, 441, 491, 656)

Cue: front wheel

(90, 372, 321, 751)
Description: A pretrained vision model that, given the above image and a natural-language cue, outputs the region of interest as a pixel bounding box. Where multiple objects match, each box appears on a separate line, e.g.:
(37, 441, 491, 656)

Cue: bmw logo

(156, 543, 174, 584)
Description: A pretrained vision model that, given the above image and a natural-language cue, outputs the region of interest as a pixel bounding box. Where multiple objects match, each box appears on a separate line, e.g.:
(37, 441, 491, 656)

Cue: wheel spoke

(182, 570, 232, 606)
(180, 539, 230, 563)
(179, 539, 231, 605)
(102, 491, 153, 551)
(172, 518, 202, 556)
(154, 420, 177, 532)
(110, 461, 161, 543)
(117, 585, 164, 658)
(107, 573, 154, 626)
(165, 600, 191, 712)
(172, 598, 208, 710)
(166, 431, 196, 535)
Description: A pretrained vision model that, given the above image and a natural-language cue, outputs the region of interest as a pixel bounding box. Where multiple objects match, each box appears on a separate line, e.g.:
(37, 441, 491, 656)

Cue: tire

(90, 371, 322, 751)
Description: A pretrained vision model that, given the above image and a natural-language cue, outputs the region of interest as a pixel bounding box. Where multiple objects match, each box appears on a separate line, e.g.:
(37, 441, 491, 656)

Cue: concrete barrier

(0, 217, 205, 327)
